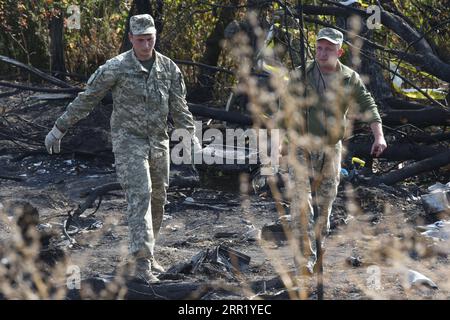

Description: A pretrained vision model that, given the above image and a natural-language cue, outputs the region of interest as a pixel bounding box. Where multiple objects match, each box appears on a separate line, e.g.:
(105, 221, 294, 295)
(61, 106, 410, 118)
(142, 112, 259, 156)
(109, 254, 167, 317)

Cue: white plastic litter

(421, 182, 450, 214)
(428, 182, 450, 193)
(243, 226, 261, 241)
(417, 220, 450, 241)
(407, 269, 438, 289)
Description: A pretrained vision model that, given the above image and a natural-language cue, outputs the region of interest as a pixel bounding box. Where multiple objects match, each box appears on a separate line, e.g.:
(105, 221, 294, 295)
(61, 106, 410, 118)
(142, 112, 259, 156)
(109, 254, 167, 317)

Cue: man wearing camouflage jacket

(45, 14, 202, 283)
(287, 28, 387, 275)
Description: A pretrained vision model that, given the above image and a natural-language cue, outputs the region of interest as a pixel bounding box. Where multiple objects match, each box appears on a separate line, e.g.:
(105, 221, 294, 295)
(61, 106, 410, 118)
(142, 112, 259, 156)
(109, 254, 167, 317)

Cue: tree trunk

(188, 0, 240, 103)
(49, 12, 67, 79)
(153, 0, 164, 50)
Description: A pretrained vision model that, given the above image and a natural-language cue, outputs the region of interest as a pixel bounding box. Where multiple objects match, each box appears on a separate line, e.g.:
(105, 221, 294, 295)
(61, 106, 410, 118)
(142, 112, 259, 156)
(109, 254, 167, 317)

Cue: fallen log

(347, 142, 448, 162)
(66, 274, 286, 300)
(190, 103, 450, 128)
(382, 98, 447, 110)
(71, 183, 121, 217)
(188, 103, 253, 125)
(406, 132, 450, 144)
(66, 276, 208, 300)
(2, 80, 446, 129)
(0, 55, 76, 88)
(30, 93, 77, 100)
(382, 108, 450, 127)
(66, 171, 200, 224)
(369, 150, 450, 186)
(0, 81, 81, 94)
(0, 85, 253, 125)
(0, 174, 24, 182)
(0, 89, 20, 98)
(173, 59, 233, 75)
(9, 150, 112, 162)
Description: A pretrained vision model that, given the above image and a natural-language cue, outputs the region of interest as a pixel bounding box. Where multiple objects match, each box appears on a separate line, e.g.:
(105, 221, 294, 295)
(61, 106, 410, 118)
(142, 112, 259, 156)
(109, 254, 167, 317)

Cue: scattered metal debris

(261, 215, 291, 242)
(421, 182, 450, 215)
(417, 220, 450, 238)
(67, 216, 103, 234)
(166, 245, 251, 276)
(182, 196, 234, 211)
(407, 269, 438, 290)
(214, 232, 239, 238)
(346, 256, 364, 267)
(242, 225, 261, 241)
(345, 256, 374, 268)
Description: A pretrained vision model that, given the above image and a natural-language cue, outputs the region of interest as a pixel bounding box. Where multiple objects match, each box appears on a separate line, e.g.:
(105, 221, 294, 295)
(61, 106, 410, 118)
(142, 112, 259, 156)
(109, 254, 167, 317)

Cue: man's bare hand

(369, 122, 387, 157)
(370, 136, 387, 157)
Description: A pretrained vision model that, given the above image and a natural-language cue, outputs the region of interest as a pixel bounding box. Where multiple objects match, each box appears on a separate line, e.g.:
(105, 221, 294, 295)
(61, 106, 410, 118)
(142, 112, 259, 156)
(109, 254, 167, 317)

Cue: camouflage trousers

(289, 141, 342, 270)
(114, 149, 169, 258)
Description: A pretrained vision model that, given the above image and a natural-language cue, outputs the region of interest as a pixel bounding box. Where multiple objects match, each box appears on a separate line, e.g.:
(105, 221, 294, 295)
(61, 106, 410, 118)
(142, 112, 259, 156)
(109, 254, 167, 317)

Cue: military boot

(150, 256, 165, 273)
(134, 257, 159, 284)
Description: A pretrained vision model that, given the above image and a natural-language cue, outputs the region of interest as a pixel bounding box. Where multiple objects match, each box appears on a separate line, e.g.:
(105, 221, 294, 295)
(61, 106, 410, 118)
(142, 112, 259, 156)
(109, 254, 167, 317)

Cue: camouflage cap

(130, 14, 156, 35)
(317, 28, 343, 46)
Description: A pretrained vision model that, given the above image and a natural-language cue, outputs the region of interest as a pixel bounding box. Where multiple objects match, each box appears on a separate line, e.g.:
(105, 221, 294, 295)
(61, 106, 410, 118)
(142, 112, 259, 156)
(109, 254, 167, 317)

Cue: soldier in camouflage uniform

(45, 14, 202, 283)
(287, 28, 387, 275)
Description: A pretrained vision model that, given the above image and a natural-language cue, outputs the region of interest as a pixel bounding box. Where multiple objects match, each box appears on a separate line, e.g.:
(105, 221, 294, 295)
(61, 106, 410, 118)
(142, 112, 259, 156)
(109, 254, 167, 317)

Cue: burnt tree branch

(368, 150, 450, 186)
(0, 81, 81, 93)
(0, 55, 75, 88)
(381, 107, 450, 127)
(347, 142, 448, 162)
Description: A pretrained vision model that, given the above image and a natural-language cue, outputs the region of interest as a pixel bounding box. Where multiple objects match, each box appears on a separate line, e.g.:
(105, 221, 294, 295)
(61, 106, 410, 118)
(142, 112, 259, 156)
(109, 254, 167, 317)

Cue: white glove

(45, 125, 66, 154)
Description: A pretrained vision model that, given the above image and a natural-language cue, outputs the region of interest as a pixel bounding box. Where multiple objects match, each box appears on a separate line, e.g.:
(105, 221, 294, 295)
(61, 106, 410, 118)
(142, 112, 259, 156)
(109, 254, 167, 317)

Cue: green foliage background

(0, 0, 449, 100)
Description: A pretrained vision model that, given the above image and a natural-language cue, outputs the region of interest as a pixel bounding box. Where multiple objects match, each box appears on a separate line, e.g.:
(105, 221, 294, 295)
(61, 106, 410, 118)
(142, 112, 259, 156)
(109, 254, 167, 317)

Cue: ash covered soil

(0, 88, 449, 300)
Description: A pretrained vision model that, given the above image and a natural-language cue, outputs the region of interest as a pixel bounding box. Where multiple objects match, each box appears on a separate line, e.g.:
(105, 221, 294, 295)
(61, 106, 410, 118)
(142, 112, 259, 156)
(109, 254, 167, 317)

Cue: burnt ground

(0, 88, 449, 300)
